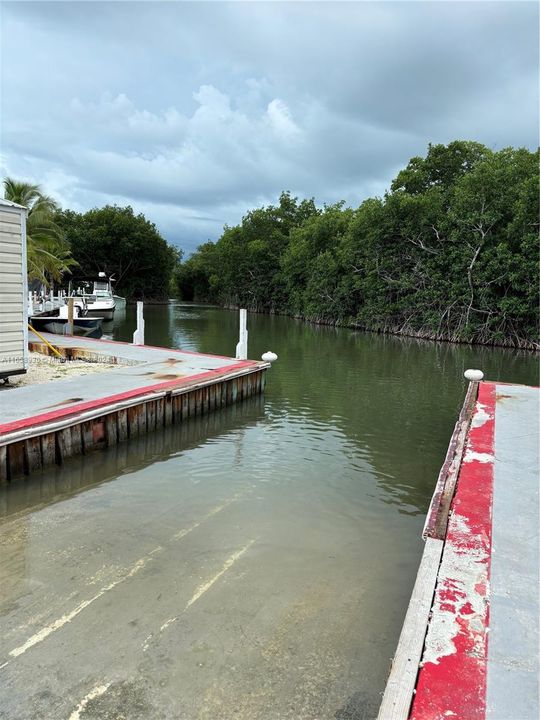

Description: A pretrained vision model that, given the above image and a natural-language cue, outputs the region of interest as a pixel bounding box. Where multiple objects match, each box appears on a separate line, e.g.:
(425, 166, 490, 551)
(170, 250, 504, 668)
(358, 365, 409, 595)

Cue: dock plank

(377, 538, 444, 720)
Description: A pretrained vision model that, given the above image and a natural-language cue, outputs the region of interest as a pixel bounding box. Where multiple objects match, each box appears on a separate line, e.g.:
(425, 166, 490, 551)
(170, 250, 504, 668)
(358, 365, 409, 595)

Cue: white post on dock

(235, 308, 248, 360)
(133, 301, 145, 345)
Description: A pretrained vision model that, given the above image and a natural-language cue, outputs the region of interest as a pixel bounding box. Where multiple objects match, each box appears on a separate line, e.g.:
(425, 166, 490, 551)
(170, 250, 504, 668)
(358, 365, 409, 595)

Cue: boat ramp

(378, 378, 539, 719)
(0, 332, 269, 483)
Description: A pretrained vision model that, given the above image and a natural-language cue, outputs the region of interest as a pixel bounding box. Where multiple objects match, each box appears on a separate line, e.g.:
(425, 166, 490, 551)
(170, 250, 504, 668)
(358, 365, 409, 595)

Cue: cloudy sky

(1, 1, 538, 253)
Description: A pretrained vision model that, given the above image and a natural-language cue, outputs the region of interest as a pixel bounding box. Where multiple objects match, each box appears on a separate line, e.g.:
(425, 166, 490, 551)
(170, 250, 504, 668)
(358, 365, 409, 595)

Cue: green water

(0, 303, 536, 719)
(111, 302, 537, 517)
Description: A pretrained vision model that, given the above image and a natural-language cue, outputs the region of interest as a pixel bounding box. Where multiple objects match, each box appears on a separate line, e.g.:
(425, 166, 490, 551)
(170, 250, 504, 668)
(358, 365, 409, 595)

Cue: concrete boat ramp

(379, 380, 539, 720)
(1, 332, 268, 482)
(0, 334, 377, 720)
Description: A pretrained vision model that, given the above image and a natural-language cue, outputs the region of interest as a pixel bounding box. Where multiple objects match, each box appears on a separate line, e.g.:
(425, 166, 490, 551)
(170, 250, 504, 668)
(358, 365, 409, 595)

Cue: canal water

(0, 304, 536, 720)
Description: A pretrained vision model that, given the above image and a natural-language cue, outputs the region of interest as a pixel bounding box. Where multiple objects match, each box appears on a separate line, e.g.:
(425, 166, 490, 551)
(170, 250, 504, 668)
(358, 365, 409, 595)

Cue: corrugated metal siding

(0, 207, 26, 375)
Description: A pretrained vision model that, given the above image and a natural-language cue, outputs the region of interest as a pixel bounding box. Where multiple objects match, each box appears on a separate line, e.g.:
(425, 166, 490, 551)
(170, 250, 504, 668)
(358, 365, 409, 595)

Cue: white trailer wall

(0, 199, 28, 379)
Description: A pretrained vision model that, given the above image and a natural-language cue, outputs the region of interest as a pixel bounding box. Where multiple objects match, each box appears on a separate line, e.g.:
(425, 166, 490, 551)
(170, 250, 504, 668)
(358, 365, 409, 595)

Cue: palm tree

(3, 177, 77, 286)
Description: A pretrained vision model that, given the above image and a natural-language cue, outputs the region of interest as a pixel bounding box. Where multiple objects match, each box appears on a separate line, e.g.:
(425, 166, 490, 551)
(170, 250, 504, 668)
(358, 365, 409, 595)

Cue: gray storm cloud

(1, 1, 538, 252)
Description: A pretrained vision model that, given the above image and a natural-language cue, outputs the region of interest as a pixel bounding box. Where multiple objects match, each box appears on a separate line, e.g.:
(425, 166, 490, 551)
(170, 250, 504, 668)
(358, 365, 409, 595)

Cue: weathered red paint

(410, 382, 496, 720)
(0, 361, 258, 435)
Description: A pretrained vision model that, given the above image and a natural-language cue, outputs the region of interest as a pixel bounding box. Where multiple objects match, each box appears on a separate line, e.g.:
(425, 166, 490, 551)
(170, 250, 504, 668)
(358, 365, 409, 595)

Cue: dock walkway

(379, 380, 539, 720)
(1, 333, 268, 481)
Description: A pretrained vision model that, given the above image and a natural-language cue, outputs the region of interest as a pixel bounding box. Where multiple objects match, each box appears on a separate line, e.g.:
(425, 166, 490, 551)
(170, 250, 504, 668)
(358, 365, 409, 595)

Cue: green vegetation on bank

(2, 179, 180, 299)
(175, 142, 539, 348)
(56, 206, 180, 300)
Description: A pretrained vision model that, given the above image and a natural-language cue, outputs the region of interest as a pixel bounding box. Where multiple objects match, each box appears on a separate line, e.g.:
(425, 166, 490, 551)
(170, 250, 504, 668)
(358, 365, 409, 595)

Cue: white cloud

(266, 99, 301, 139)
(1, 1, 537, 254)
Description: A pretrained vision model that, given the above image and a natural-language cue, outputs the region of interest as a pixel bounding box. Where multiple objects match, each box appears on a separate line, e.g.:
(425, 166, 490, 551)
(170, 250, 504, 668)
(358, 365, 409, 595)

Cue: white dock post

(133, 301, 145, 345)
(235, 308, 248, 360)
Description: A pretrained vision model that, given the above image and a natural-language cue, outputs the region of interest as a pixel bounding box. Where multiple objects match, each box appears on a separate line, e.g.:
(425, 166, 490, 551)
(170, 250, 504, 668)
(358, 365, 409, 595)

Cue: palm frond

(4, 177, 76, 287)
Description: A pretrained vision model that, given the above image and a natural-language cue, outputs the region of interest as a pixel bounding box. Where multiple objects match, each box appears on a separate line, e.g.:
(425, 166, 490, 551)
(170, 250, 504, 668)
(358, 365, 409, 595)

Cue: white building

(0, 198, 28, 382)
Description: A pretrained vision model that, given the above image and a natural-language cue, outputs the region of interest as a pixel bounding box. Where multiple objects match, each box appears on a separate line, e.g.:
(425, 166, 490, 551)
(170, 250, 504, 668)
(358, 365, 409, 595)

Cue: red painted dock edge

(0, 361, 257, 436)
(410, 382, 496, 719)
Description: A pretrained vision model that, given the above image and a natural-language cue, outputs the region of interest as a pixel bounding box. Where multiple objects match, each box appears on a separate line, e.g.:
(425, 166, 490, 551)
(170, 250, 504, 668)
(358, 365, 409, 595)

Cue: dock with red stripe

(0, 332, 269, 482)
(379, 380, 539, 719)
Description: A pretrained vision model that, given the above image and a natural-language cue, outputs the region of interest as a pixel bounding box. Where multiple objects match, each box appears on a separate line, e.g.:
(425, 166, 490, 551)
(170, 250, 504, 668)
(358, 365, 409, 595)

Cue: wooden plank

(225, 379, 233, 406)
(181, 393, 189, 421)
(41, 433, 57, 466)
(155, 398, 165, 428)
(138, 403, 147, 435)
(81, 422, 94, 453)
(195, 388, 202, 415)
(164, 396, 173, 426)
(105, 414, 118, 446)
(127, 406, 139, 438)
(24, 437, 42, 474)
(71, 425, 83, 456)
(237, 376, 244, 401)
(92, 420, 106, 445)
(147, 400, 157, 432)
(187, 391, 195, 417)
(173, 395, 184, 425)
(423, 381, 478, 540)
(209, 385, 216, 412)
(0, 445, 9, 484)
(117, 409, 128, 442)
(215, 382, 222, 409)
(201, 387, 209, 416)
(8, 441, 26, 477)
(377, 538, 444, 720)
(57, 427, 73, 461)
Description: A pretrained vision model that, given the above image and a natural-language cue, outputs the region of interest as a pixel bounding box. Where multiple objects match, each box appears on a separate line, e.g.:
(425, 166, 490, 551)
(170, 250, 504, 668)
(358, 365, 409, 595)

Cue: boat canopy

(68, 273, 115, 297)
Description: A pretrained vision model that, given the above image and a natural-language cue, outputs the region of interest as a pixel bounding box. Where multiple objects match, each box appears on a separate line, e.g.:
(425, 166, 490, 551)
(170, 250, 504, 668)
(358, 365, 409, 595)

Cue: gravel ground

(1, 352, 118, 390)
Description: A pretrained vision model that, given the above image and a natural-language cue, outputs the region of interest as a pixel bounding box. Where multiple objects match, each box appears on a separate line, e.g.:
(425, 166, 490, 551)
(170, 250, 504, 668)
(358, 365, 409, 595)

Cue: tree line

(2, 179, 179, 300)
(175, 141, 539, 348)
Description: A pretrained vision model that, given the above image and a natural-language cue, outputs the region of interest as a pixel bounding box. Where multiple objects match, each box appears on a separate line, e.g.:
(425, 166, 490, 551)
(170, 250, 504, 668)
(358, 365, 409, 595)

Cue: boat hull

(84, 306, 115, 321)
(30, 316, 103, 338)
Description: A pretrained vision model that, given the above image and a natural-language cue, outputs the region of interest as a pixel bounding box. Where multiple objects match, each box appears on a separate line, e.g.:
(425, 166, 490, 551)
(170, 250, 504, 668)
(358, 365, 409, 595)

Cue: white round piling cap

(262, 351, 278, 363)
(464, 369, 484, 381)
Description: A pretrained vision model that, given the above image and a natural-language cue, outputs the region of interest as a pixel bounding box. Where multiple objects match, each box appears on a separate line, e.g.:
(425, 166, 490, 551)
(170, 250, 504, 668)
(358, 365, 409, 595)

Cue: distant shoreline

(214, 302, 540, 353)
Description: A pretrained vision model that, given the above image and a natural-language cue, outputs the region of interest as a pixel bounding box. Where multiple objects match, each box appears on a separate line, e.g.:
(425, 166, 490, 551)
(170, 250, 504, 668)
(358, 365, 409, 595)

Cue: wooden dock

(0, 332, 269, 483)
(378, 378, 539, 720)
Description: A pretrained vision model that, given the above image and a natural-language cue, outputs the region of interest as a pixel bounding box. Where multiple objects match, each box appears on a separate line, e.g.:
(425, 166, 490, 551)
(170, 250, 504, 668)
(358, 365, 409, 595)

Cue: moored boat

(68, 273, 116, 320)
(29, 314, 103, 338)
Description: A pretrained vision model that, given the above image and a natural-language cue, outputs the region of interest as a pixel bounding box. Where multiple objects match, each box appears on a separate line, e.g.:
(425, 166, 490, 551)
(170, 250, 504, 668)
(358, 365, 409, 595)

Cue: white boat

(68, 273, 116, 320)
(30, 314, 103, 338)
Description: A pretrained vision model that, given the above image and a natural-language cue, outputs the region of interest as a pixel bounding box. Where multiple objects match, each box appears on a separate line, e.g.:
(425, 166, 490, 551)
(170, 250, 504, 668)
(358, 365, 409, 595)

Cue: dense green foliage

(175, 142, 539, 348)
(3, 178, 76, 286)
(56, 205, 180, 299)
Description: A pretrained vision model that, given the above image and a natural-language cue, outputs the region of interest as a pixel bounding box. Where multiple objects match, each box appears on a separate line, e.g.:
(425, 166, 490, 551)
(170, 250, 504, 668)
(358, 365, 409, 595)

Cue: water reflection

(1, 396, 265, 518)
